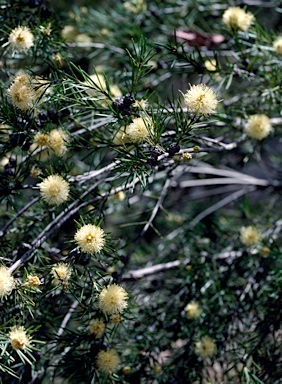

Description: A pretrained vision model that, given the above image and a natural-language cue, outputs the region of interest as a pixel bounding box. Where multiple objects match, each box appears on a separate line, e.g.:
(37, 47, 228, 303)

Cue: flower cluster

(222, 7, 254, 31)
(195, 336, 217, 359)
(8, 26, 34, 51)
(245, 114, 272, 140)
(0, 266, 15, 298)
(185, 301, 202, 319)
(74, 224, 106, 254)
(9, 326, 31, 350)
(125, 116, 154, 143)
(38, 175, 70, 206)
(89, 318, 106, 338)
(7, 73, 35, 111)
(51, 262, 72, 288)
(240, 226, 261, 247)
(96, 349, 120, 374)
(33, 129, 69, 157)
(273, 36, 282, 54)
(183, 84, 218, 116)
(99, 284, 128, 315)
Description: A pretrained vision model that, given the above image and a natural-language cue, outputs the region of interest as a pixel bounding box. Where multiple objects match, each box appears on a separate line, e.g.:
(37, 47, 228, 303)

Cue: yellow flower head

(99, 284, 128, 315)
(0, 266, 15, 298)
(185, 301, 202, 319)
(195, 336, 217, 359)
(273, 36, 282, 55)
(183, 84, 218, 116)
(7, 74, 35, 111)
(33, 131, 49, 147)
(204, 59, 217, 72)
(240, 226, 261, 247)
(48, 129, 69, 156)
(125, 116, 154, 143)
(222, 7, 254, 31)
(8, 26, 34, 51)
(111, 314, 121, 324)
(27, 275, 42, 287)
(89, 318, 106, 338)
(74, 224, 106, 254)
(96, 349, 120, 374)
(9, 326, 31, 350)
(245, 114, 272, 140)
(39, 174, 70, 206)
(124, 0, 147, 14)
(51, 263, 72, 281)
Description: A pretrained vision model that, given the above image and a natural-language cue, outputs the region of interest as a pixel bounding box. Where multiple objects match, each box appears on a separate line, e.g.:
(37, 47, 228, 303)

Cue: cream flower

(74, 224, 105, 254)
(273, 36, 282, 54)
(195, 336, 217, 359)
(185, 301, 202, 319)
(39, 174, 70, 206)
(8, 26, 34, 51)
(124, 0, 147, 14)
(9, 326, 31, 350)
(89, 319, 106, 338)
(245, 114, 272, 140)
(48, 129, 69, 156)
(51, 263, 72, 283)
(183, 84, 218, 116)
(26, 275, 42, 287)
(96, 349, 120, 374)
(99, 284, 128, 315)
(204, 59, 217, 72)
(222, 7, 254, 32)
(0, 266, 15, 298)
(125, 116, 154, 143)
(240, 226, 261, 246)
(222, 7, 255, 31)
(7, 74, 35, 111)
(33, 131, 49, 147)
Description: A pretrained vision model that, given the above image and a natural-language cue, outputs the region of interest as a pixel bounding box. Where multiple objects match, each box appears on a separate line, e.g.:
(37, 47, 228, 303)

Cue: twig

(0, 196, 40, 237)
(189, 186, 256, 228)
(123, 259, 189, 280)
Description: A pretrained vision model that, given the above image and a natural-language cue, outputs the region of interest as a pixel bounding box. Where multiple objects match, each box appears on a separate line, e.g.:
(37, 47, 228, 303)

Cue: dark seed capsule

(147, 156, 158, 166)
(167, 143, 180, 156)
(149, 146, 162, 158)
(123, 93, 135, 106)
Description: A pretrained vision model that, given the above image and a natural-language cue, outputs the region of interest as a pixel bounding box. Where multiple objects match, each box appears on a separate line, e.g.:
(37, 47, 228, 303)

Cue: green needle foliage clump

(0, 0, 281, 383)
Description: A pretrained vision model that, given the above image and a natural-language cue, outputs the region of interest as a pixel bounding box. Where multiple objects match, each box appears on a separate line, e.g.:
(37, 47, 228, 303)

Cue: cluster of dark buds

(112, 93, 135, 116)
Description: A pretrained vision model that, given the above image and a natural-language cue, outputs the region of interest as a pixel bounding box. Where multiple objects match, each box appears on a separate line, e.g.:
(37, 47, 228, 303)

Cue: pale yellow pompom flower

(74, 224, 106, 254)
(89, 319, 106, 338)
(183, 84, 218, 116)
(48, 129, 69, 156)
(7, 74, 35, 111)
(27, 275, 42, 287)
(51, 263, 72, 282)
(240, 226, 261, 247)
(38, 175, 70, 206)
(245, 114, 272, 140)
(124, 0, 147, 14)
(125, 116, 154, 143)
(33, 131, 49, 147)
(99, 284, 128, 315)
(185, 301, 202, 319)
(195, 336, 217, 359)
(9, 326, 31, 350)
(204, 59, 217, 72)
(273, 36, 282, 54)
(8, 26, 34, 51)
(222, 7, 254, 32)
(96, 349, 120, 374)
(0, 266, 15, 298)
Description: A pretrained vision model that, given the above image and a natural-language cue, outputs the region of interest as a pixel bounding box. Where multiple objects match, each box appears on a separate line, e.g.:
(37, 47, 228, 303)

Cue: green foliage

(0, 0, 282, 383)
